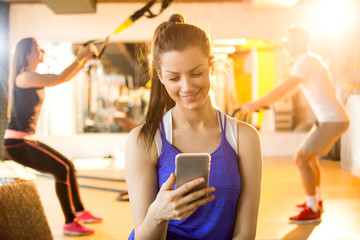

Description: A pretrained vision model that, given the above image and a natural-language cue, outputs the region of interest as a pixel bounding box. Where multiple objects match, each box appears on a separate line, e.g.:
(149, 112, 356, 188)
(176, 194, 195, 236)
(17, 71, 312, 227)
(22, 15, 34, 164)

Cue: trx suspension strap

(86, 0, 173, 58)
(83, 0, 173, 129)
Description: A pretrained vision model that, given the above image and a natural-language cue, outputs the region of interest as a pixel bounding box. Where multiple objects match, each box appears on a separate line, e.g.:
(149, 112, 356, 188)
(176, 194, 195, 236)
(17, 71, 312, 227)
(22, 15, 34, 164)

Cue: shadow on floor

(280, 223, 319, 240)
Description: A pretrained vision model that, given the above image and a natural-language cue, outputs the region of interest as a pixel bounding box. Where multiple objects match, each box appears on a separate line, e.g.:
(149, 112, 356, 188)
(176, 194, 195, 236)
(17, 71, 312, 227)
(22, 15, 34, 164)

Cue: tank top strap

(159, 119, 166, 140)
(217, 110, 226, 135)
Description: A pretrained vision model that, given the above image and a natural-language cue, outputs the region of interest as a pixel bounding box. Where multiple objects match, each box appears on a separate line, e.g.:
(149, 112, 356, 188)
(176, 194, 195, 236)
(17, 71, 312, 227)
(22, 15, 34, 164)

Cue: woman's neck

(172, 102, 217, 130)
(27, 62, 38, 72)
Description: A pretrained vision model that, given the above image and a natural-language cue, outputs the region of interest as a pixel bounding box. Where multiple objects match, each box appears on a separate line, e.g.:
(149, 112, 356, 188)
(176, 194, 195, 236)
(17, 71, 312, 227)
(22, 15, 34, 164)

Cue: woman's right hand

(76, 43, 99, 62)
(147, 173, 215, 223)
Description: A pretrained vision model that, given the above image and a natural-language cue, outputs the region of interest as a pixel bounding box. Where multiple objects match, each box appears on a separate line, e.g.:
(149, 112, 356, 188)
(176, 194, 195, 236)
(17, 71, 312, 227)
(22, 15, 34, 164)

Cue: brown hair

(7, 38, 35, 117)
(138, 14, 214, 148)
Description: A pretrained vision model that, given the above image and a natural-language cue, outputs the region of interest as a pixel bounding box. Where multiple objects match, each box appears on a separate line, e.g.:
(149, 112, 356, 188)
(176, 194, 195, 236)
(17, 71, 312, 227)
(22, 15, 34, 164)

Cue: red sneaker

(63, 220, 94, 236)
(289, 207, 322, 224)
(77, 210, 103, 223)
(296, 200, 323, 212)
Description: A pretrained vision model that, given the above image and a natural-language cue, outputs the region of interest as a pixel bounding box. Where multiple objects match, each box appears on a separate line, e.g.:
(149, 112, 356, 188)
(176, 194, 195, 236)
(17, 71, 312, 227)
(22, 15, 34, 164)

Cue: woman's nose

(181, 76, 194, 92)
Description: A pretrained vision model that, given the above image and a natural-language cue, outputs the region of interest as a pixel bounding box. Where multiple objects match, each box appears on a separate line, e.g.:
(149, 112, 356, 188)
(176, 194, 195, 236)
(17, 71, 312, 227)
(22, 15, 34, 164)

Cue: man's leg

(289, 149, 322, 224)
(309, 157, 322, 203)
(294, 149, 318, 196)
(309, 158, 320, 188)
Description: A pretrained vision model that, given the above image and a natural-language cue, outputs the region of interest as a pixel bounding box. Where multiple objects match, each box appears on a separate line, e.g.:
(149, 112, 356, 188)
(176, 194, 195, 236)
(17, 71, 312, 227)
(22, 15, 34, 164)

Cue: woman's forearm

(134, 212, 169, 240)
(232, 231, 256, 240)
(56, 59, 87, 84)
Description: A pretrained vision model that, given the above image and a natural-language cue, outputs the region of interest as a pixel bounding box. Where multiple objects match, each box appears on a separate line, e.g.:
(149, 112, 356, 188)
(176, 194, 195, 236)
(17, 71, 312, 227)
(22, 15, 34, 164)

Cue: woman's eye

(169, 76, 179, 81)
(191, 72, 203, 77)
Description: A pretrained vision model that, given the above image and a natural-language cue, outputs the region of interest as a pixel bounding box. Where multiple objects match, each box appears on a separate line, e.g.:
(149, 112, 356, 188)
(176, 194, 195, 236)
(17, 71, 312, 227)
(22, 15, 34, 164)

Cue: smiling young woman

(125, 14, 262, 240)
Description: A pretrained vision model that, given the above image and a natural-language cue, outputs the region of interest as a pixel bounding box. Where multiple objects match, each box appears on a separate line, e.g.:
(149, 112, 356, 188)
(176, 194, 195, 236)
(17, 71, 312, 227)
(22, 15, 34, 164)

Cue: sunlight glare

(313, 0, 352, 35)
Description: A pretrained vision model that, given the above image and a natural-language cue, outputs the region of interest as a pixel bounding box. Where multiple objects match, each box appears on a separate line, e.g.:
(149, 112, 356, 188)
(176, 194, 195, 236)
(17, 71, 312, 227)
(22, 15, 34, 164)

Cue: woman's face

(158, 46, 212, 110)
(27, 40, 44, 65)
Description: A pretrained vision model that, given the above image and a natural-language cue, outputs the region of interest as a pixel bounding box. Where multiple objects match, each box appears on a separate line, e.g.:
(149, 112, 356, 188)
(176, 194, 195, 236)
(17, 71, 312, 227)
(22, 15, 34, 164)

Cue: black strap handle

(130, 0, 157, 21)
(82, 0, 173, 59)
(145, 0, 173, 18)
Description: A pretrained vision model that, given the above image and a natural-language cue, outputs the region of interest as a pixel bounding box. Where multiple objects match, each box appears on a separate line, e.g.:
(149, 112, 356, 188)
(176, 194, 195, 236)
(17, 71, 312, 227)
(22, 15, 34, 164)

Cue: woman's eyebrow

(164, 64, 204, 74)
(164, 70, 179, 74)
(189, 64, 204, 72)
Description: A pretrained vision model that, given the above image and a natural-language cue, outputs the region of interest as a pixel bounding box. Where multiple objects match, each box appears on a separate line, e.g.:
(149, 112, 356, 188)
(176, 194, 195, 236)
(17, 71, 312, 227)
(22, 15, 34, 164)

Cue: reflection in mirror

(72, 41, 150, 133)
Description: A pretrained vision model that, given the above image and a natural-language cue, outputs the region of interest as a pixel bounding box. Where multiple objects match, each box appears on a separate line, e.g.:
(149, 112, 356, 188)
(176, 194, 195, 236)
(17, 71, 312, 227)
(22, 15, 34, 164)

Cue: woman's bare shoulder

(16, 71, 39, 88)
(126, 125, 146, 151)
(126, 125, 158, 166)
(237, 121, 260, 141)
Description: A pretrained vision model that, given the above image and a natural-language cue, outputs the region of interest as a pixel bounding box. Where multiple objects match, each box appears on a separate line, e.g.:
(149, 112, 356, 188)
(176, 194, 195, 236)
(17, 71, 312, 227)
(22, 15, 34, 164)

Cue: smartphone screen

(175, 153, 211, 194)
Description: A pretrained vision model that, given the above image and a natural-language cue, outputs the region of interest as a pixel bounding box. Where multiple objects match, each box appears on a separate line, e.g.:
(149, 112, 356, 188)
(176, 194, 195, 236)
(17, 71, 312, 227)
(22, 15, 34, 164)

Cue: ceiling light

(213, 46, 236, 54)
(213, 39, 247, 46)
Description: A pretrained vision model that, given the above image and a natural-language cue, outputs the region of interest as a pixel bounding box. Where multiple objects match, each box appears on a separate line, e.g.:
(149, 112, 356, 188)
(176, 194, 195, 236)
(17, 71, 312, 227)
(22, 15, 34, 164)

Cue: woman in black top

(3, 38, 102, 236)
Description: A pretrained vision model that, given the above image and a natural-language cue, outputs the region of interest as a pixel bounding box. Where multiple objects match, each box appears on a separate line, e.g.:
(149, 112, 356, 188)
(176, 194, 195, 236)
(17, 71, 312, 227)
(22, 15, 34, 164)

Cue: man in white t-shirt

(242, 25, 349, 224)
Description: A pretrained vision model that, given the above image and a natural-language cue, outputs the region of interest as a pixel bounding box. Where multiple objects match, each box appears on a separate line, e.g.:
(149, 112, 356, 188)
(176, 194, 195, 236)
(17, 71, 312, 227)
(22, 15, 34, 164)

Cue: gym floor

(1, 156, 360, 240)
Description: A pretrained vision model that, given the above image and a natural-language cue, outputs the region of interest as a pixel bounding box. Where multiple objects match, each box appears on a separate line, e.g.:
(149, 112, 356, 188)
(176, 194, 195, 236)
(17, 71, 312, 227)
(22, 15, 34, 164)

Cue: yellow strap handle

(111, 18, 134, 36)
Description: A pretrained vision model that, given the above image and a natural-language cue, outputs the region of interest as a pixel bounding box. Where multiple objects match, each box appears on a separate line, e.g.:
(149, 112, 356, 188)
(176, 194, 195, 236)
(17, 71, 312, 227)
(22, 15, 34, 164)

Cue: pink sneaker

(296, 200, 323, 212)
(77, 210, 103, 223)
(289, 207, 322, 224)
(63, 221, 94, 236)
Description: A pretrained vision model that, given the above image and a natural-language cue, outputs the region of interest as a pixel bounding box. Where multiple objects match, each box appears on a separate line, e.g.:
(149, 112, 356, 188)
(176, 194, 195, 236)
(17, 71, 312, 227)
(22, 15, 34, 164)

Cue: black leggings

(3, 138, 85, 223)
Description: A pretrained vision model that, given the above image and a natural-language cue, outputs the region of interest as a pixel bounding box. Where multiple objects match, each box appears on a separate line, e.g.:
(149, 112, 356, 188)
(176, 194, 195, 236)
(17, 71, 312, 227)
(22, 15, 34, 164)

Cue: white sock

(316, 186, 321, 202)
(306, 195, 318, 212)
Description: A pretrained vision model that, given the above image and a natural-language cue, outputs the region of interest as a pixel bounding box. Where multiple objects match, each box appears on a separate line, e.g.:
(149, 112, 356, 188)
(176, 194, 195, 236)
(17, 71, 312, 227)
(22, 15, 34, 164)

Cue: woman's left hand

(147, 173, 215, 223)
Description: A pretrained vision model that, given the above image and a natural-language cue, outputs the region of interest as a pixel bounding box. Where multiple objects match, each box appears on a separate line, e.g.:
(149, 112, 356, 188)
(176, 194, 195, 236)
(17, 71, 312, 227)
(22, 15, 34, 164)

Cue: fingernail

(199, 178, 205, 183)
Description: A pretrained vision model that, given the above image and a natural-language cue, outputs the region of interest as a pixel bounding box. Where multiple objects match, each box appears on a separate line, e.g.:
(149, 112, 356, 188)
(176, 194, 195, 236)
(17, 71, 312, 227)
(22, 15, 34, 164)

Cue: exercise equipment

(85, 0, 173, 58)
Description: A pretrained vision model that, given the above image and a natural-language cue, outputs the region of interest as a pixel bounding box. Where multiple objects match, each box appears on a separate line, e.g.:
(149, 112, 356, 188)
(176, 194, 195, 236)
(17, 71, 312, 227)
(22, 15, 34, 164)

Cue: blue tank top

(129, 111, 241, 240)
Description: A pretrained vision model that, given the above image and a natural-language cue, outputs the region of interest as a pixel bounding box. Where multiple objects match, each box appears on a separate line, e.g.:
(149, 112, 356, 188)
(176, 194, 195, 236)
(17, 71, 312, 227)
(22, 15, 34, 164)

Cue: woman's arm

(232, 121, 262, 240)
(125, 127, 216, 240)
(125, 127, 167, 240)
(16, 43, 98, 88)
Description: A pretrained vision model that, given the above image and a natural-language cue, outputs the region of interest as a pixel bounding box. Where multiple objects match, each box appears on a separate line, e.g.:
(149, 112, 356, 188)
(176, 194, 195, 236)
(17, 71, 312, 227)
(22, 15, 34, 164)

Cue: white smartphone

(175, 153, 211, 195)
